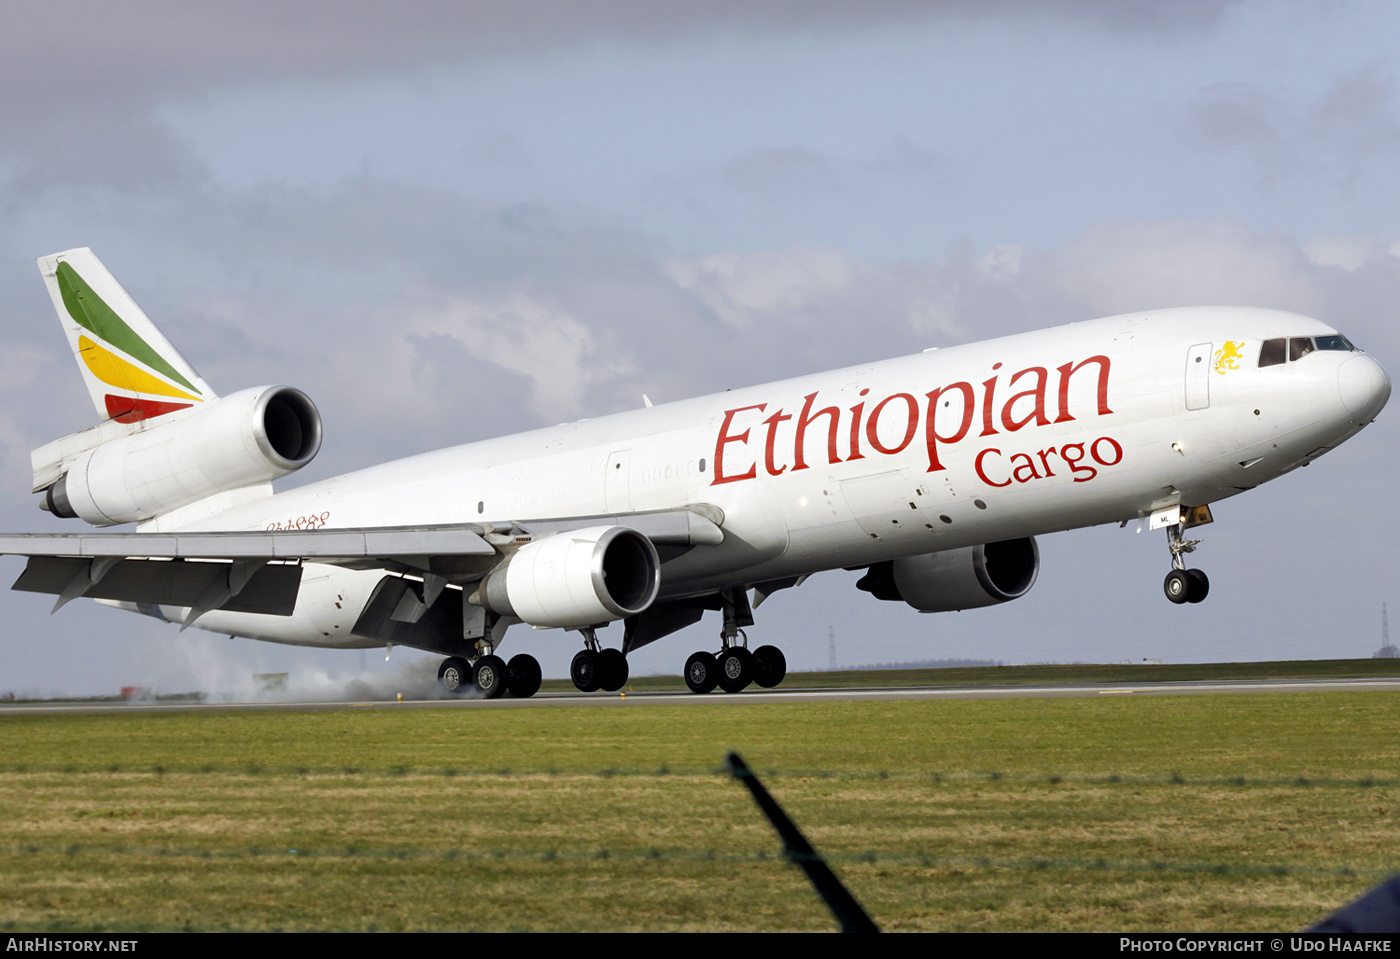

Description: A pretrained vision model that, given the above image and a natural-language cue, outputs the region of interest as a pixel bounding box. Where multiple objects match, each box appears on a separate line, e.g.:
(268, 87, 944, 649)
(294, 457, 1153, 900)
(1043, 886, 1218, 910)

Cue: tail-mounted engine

(476, 525, 661, 629)
(42, 385, 321, 526)
(857, 537, 1040, 612)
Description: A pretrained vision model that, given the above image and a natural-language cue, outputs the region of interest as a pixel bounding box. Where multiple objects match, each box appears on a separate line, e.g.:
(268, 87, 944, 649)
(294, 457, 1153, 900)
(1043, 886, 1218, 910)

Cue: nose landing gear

(1163, 567, 1209, 604)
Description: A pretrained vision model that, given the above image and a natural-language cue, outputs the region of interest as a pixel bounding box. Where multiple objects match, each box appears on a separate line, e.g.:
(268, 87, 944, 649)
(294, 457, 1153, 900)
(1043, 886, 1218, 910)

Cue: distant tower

(828, 626, 838, 671)
(1377, 604, 1398, 659)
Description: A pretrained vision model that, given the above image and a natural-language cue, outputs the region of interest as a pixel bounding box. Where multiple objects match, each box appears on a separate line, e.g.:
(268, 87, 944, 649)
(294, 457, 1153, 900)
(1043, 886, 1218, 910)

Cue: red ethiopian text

(710, 355, 1116, 488)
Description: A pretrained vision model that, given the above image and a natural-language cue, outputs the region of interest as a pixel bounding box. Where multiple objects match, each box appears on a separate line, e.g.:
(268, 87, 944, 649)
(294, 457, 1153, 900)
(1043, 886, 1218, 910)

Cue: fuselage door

(605, 449, 632, 512)
(1185, 343, 1213, 411)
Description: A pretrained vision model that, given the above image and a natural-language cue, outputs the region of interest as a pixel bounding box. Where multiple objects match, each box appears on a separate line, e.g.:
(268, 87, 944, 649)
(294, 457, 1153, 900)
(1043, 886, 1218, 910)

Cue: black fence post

(725, 750, 879, 933)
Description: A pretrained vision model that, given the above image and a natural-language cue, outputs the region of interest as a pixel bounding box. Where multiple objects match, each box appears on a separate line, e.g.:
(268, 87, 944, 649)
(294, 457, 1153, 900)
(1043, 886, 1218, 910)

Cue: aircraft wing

(0, 507, 725, 620)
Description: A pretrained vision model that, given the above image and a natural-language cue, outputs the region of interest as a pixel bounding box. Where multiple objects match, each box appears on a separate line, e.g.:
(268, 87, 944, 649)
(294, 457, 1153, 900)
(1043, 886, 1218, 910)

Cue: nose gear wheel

(1162, 516, 1210, 605)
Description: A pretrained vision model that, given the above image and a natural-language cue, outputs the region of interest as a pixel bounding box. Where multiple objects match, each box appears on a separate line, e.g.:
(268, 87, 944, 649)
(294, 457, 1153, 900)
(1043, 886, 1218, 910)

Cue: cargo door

(605, 449, 632, 512)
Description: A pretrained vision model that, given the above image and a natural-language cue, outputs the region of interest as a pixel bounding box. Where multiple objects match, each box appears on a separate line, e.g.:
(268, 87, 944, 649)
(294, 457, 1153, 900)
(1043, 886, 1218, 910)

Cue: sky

(1, 0, 1398, 698)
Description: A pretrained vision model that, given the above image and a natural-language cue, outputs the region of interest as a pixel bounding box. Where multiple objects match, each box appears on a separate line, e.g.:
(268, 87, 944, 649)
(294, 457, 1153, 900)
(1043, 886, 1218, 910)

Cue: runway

(0, 675, 1395, 715)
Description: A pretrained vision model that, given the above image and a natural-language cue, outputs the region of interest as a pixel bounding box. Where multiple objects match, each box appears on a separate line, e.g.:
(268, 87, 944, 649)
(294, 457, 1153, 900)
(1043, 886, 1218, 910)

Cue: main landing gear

(569, 627, 629, 692)
(437, 649, 542, 699)
(1162, 514, 1209, 605)
(683, 589, 787, 694)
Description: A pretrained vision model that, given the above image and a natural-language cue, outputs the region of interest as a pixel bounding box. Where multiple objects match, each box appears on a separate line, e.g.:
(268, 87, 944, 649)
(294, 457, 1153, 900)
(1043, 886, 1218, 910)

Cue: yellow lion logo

(1213, 341, 1245, 375)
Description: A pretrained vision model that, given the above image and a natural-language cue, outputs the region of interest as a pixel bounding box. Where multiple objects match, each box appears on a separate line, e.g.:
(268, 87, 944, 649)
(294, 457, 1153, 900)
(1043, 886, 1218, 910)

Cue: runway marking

(0, 676, 1395, 715)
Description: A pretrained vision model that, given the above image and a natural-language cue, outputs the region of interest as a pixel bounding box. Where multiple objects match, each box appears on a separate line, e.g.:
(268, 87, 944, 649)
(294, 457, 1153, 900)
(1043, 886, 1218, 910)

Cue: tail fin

(36, 248, 217, 424)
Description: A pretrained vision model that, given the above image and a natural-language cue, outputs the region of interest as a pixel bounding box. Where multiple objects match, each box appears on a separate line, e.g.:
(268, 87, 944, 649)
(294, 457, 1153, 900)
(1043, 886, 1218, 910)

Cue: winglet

(36, 248, 217, 425)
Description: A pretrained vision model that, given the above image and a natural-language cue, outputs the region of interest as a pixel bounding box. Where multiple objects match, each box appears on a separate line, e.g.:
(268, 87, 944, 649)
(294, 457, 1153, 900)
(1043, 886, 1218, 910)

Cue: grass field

(0, 689, 1396, 932)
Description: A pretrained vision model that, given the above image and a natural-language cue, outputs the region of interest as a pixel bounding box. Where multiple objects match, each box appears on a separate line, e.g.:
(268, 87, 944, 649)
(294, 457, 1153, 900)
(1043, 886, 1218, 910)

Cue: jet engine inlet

(42, 385, 323, 526)
(258, 387, 322, 468)
(479, 525, 661, 628)
(856, 536, 1040, 612)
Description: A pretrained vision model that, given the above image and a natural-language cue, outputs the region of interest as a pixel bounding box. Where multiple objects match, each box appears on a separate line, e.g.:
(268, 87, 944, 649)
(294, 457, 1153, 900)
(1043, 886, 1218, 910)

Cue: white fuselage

(173, 306, 1389, 650)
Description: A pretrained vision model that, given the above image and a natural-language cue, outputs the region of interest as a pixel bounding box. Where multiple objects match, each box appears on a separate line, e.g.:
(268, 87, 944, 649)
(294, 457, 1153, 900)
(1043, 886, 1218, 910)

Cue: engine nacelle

(46, 385, 321, 526)
(856, 537, 1040, 612)
(478, 525, 661, 629)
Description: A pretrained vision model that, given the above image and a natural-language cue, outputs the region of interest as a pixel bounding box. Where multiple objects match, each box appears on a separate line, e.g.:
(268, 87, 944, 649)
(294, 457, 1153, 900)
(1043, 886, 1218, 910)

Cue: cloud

(405, 294, 624, 423)
(0, 1, 1246, 191)
(1303, 234, 1394, 273)
(662, 218, 1400, 384)
(722, 148, 842, 194)
(665, 220, 1329, 343)
(1031, 220, 1325, 316)
(1186, 67, 1400, 188)
(666, 248, 858, 327)
(1, 1, 1242, 94)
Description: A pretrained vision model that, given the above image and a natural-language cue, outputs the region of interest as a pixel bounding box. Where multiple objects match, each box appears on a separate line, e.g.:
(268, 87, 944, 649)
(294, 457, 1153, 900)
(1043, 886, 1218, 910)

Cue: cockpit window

(1259, 338, 1286, 368)
(1315, 334, 1355, 351)
(1260, 334, 1356, 368)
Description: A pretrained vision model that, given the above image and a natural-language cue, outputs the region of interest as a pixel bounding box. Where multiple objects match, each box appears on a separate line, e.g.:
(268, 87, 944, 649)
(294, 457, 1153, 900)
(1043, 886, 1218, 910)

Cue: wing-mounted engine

(474, 525, 661, 628)
(39, 385, 321, 527)
(857, 537, 1040, 612)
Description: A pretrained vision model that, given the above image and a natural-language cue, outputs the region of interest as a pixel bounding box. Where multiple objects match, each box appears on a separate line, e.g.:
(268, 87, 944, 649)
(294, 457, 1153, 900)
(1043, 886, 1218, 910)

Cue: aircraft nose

(1337, 353, 1391, 420)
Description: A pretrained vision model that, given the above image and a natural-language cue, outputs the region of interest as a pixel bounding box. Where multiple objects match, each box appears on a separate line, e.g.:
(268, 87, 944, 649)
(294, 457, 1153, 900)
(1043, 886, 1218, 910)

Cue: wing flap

(13, 556, 301, 616)
(0, 526, 498, 561)
(0, 506, 721, 564)
(0, 507, 725, 620)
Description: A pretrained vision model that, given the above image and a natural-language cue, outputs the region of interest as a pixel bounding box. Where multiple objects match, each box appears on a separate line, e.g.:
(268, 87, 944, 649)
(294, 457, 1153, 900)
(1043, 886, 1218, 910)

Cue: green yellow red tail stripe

(39, 249, 215, 425)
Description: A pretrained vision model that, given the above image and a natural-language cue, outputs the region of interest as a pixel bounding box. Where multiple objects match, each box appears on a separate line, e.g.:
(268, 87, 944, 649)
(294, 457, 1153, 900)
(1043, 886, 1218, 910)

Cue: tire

(506, 654, 542, 699)
(473, 654, 508, 699)
(438, 656, 471, 695)
(684, 651, 719, 694)
(570, 649, 602, 692)
(598, 648, 628, 692)
(752, 645, 787, 688)
(1186, 568, 1210, 604)
(1163, 569, 1191, 605)
(717, 647, 754, 693)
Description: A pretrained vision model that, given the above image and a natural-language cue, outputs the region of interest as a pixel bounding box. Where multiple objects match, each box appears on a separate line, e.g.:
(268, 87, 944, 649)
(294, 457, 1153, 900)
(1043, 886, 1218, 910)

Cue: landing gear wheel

(752, 645, 787, 688)
(1186, 568, 1210, 604)
(717, 647, 754, 693)
(684, 651, 719, 694)
(598, 648, 628, 692)
(506, 654, 542, 698)
(1163, 569, 1191, 605)
(571, 649, 602, 692)
(473, 654, 508, 699)
(438, 656, 472, 695)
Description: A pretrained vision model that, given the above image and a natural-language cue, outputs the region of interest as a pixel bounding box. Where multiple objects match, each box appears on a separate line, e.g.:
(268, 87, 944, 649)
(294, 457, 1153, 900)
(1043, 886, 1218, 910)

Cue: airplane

(0, 247, 1390, 698)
